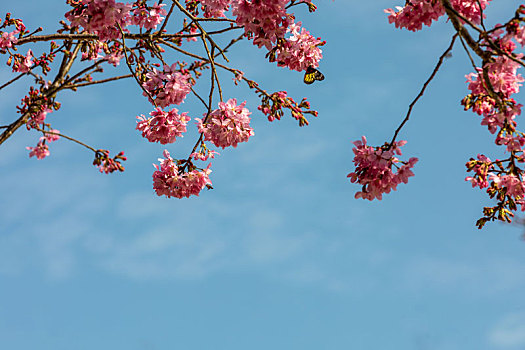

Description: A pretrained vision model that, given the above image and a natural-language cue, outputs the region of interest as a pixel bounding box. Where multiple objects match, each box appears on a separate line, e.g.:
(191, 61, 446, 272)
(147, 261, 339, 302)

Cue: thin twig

(171, 0, 229, 61)
(35, 127, 97, 152)
(389, 34, 458, 145)
(63, 74, 133, 89)
(117, 23, 157, 105)
(459, 33, 478, 70)
(0, 72, 26, 91)
(156, 2, 176, 35)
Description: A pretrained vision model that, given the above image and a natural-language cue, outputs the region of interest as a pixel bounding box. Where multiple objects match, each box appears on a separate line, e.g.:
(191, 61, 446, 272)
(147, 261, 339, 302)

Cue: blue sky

(2, 1, 525, 349)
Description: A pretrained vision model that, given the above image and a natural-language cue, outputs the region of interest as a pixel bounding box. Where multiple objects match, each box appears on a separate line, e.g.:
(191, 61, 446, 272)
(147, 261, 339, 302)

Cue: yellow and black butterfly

(303, 66, 325, 85)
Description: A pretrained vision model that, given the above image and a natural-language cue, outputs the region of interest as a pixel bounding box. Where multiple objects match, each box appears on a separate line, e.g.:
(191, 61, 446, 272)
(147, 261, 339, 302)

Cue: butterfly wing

(303, 67, 324, 85)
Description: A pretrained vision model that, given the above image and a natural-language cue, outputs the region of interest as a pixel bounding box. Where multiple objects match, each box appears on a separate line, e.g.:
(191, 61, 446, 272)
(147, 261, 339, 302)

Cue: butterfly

(303, 66, 325, 85)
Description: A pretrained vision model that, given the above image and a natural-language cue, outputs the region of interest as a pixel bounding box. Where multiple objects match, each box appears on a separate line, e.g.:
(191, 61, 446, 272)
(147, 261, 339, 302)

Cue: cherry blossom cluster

(189, 0, 322, 73)
(1, 0, 324, 201)
(460, 19, 525, 227)
(381, 0, 525, 227)
(136, 107, 191, 144)
(198, 0, 232, 18)
(152, 150, 212, 198)
(232, 0, 292, 50)
(275, 21, 324, 72)
(65, 0, 133, 41)
(196, 98, 254, 149)
(131, 2, 166, 30)
(463, 56, 523, 136)
(347, 137, 418, 200)
(385, 0, 491, 32)
(65, 0, 166, 41)
(466, 152, 525, 224)
(142, 63, 193, 108)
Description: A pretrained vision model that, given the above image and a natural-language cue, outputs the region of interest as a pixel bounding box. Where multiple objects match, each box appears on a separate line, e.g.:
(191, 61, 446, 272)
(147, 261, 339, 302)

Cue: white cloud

(402, 257, 525, 296)
(97, 226, 228, 279)
(489, 312, 525, 349)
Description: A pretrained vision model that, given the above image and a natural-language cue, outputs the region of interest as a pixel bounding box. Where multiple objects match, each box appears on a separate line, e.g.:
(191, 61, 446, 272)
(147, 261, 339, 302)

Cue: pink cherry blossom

(490, 173, 525, 210)
(347, 136, 418, 200)
(466, 56, 524, 99)
(190, 149, 219, 161)
(275, 22, 324, 72)
(65, 0, 132, 41)
(385, 0, 491, 32)
(152, 150, 212, 198)
(131, 2, 167, 30)
(0, 30, 18, 51)
(44, 129, 61, 142)
(26, 138, 50, 160)
(142, 63, 192, 107)
(196, 98, 254, 149)
(136, 107, 191, 144)
(232, 0, 292, 50)
(465, 54, 524, 133)
(104, 50, 124, 66)
(27, 106, 53, 130)
(200, 0, 232, 18)
(13, 49, 33, 73)
(465, 154, 493, 189)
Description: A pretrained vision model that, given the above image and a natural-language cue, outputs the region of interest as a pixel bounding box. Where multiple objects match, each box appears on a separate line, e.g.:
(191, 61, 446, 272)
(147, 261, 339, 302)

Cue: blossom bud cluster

(93, 150, 127, 174)
(17, 88, 57, 130)
(258, 91, 316, 126)
(0, 13, 26, 52)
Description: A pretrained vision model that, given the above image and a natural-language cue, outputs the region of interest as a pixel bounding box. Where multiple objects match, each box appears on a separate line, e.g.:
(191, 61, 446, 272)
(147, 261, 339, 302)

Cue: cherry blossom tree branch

(389, 33, 458, 146)
(171, 0, 229, 61)
(0, 72, 26, 91)
(34, 126, 97, 153)
(63, 74, 134, 89)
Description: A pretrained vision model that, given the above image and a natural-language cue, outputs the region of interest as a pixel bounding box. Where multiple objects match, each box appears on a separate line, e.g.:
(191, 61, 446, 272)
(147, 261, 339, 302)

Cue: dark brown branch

(16, 32, 193, 45)
(441, 0, 525, 67)
(441, 0, 487, 59)
(0, 113, 29, 146)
